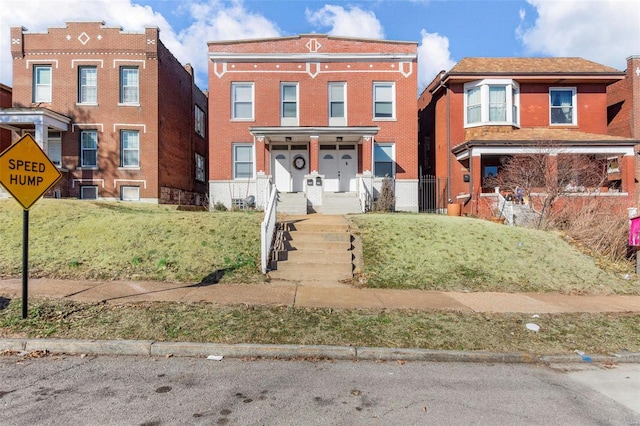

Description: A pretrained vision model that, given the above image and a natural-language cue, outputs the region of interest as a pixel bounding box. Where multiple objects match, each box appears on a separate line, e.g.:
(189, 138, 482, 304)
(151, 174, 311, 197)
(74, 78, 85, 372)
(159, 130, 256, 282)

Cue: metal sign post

(0, 134, 62, 319)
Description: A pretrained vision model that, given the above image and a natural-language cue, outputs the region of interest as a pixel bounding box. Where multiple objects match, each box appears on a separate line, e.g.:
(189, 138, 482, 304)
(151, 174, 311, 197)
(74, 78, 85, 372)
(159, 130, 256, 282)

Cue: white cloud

(517, 0, 640, 70)
(417, 29, 456, 95)
(176, 0, 282, 87)
(305, 5, 385, 39)
(0, 0, 282, 89)
(0, 0, 178, 86)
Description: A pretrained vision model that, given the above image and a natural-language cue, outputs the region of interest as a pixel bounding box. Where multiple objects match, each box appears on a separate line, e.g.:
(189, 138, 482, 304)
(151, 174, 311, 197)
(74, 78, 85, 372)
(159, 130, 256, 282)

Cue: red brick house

(0, 84, 11, 152)
(0, 22, 208, 204)
(608, 55, 640, 204)
(419, 57, 639, 220)
(207, 35, 418, 213)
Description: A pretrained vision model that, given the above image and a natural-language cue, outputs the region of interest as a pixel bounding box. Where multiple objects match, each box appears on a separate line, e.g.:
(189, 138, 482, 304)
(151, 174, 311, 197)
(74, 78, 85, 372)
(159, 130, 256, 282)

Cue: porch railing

(260, 182, 278, 274)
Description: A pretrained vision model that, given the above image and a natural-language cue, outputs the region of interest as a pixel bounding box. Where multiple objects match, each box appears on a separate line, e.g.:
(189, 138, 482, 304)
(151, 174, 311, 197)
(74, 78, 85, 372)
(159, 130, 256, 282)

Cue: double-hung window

(120, 130, 140, 168)
(81, 130, 98, 168)
(329, 82, 346, 126)
(374, 143, 395, 178)
(195, 105, 205, 137)
(281, 83, 298, 126)
(78, 66, 97, 104)
(550, 88, 576, 125)
(120, 67, 139, 104)
(33, 65, 52, 103)
(373, 82, 395, 119)
(464, 79, 519, 127)
(232, 83, 254, 120)
(233, 144, 253, 179)
(195, 153, 205, 182)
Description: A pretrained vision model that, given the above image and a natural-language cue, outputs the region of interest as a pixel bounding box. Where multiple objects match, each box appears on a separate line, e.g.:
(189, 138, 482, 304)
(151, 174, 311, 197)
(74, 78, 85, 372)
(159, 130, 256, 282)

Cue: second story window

(78, 66, 97, 104)
(120, 130, 140, 168)
(464, 79, 519, 127)
(373, 82, 395, 119)
(281, 83, 298, 126)
(329, 82, 346, 126)
(33, 65, 52, 103)
(195, 105, 206, 137)
(120, 67, 139, 104)
(550, 88, 576, 125)
(81, 130, 98, 168)
(232, 83, 254, 120)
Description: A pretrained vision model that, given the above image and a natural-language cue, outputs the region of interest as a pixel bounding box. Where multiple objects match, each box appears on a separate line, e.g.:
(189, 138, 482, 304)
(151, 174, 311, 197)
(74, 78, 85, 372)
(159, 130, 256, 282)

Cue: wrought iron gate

(419, 175, 447, 213)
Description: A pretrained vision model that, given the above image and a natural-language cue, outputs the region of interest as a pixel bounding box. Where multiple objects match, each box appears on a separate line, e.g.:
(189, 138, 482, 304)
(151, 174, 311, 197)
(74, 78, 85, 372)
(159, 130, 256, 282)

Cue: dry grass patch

(0, 199, 264, 284)
(350, 213, 640, 295)
(1, 298, 638, 356)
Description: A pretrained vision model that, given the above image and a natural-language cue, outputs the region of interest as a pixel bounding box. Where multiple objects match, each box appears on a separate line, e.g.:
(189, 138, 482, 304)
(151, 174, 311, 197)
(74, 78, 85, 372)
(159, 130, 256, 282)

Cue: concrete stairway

(268, 214, 354, 287)
(316, 192, 362, 215)
(277, 192, 307, 215)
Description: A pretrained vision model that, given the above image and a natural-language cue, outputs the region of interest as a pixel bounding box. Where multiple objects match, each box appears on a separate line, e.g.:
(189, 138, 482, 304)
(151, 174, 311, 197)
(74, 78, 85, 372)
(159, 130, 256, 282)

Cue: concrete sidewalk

(1, 277, 639, 313)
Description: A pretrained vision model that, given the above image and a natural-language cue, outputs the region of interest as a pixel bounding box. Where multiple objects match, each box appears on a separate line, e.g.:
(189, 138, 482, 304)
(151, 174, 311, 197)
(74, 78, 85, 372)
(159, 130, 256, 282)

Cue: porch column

(471, 153, 482, 215)
(622, 154, 635, 200)
(362, 136, 372, 173)
(255, 136, 266, 174)
(34, 122, 48, 153)
(309, 135, 319, 173)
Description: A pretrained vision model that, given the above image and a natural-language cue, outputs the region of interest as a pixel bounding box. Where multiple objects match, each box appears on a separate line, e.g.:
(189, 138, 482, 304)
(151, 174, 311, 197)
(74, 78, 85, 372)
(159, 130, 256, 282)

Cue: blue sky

(1, 0, 638, 94)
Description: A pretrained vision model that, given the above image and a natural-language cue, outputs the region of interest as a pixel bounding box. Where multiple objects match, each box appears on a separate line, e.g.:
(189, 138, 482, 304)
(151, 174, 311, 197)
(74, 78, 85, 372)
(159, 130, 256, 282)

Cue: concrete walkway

(1, 278, 639, 313)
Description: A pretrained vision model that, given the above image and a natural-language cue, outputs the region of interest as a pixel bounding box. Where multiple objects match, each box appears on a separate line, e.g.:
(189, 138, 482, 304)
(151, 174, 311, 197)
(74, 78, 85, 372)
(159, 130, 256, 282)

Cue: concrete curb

(2, 339, 639, 363)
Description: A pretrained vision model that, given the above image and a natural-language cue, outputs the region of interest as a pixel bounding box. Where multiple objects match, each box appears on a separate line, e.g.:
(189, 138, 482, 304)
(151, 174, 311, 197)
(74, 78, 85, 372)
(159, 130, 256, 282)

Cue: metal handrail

(260, 184, 278, 273)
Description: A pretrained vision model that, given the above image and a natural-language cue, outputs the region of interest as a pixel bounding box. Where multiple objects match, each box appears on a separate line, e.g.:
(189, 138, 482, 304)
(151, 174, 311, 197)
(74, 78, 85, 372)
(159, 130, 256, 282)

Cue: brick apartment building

(419, 57, 639, 219)
(608, 55, 640, 204)
(207, 34, 419, 213)
(0, 22, 208, 204)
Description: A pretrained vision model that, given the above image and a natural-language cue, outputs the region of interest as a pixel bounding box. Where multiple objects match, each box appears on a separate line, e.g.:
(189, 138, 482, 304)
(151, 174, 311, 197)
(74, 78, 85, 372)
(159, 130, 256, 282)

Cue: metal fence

(419, 175, 448, 213)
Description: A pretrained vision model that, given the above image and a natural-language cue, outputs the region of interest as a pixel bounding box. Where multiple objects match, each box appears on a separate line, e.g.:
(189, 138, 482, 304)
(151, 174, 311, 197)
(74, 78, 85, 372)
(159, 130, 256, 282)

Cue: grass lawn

(0, 199, 264, 284)
(350, 213, 640, 295)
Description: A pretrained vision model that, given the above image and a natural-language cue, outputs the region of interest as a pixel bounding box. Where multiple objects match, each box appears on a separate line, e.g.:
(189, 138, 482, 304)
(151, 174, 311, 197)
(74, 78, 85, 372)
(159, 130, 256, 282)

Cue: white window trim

(120, 130, 140, 168)
(233, 143, 254, 180)
(231, 82, 254, 121)
(33, 65, 52, 103)
(280, 82, 299, 126)
(373, 143, 396, 178)
(549, 87, 577, 126)
(80, 130, 98, 168)
(78, 66, 98, 105)
(463, 79, 520, 128)
(121, 186, 140, 201)
(119, 66, 140, 105)
(329, 82, 347, 126)
(373, 82, 396, 121)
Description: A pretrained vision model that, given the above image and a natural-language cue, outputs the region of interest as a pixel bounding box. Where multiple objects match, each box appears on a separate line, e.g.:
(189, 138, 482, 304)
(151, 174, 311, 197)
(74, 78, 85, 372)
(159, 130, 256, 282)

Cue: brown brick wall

(10, 22, 207, 203)
(0, 84, 11, 151)
(208, 35, 418, 181)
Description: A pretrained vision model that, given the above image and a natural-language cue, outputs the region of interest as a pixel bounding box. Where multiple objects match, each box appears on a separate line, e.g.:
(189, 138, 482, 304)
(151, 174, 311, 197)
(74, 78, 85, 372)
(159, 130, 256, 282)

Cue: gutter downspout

(446, 86, 451, 204)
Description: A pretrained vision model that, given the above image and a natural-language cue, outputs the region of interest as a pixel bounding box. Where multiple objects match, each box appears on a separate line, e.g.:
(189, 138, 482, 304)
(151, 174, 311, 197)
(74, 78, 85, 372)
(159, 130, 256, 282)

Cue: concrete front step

(286, 231, 350, 243)
(268, 264, 353, 282)
(283, 240, 352, 251)
(279, 250, 354, 264)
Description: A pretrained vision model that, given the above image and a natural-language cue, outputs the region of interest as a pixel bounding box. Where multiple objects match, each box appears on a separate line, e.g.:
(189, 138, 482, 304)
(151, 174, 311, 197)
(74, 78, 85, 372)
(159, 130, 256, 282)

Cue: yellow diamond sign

(0, 134, 62, 210)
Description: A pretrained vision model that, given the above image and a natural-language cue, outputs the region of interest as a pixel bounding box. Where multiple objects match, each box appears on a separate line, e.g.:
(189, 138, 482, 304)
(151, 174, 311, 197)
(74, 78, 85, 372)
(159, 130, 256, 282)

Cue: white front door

(320, 152, 339, 192)
(338, 152, 356, 192)
(271, 145, 308, 193)
(273, 153, 291, 192)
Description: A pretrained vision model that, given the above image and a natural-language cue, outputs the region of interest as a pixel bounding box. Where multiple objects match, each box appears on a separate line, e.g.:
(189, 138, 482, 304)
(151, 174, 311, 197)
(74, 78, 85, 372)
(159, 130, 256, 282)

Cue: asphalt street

(1, 354, 638, 425)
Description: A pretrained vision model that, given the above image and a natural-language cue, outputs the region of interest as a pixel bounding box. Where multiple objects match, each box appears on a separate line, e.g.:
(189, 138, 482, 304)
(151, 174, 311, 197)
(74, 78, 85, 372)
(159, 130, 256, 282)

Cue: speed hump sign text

(0, 134, 62, 210)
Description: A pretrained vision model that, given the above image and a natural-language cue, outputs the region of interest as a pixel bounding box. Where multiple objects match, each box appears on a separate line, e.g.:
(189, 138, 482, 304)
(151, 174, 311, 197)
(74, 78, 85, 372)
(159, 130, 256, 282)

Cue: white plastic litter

(207, 355, 224, 361)
(525, 323, 540, 332)
(531, 314, 540, 318)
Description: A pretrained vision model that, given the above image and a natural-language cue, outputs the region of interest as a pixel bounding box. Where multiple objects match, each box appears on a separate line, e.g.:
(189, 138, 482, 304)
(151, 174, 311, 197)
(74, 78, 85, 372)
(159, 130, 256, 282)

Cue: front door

(338, 151, 356, 192)
(319, 145, 357, 192)
(271, 144, 308, 192)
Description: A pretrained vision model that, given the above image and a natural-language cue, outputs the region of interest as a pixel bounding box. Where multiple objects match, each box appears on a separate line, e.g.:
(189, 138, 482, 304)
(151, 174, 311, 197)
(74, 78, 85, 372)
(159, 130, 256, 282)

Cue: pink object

(629, 217, 640, 246)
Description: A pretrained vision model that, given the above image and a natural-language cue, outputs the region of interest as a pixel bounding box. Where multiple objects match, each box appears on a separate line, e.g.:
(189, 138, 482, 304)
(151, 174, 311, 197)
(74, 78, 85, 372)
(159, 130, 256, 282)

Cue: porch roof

(0, 107, 71, 132)
(452, 128, 639, 159)
(249, 126, 379, 143)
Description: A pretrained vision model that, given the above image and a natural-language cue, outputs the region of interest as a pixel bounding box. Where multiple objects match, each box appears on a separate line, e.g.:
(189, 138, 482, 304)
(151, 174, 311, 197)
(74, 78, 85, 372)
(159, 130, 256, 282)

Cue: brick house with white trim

(207, 34, 418, 213)
(0, 22, 208, 204)
(419, 57, 639, 219)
